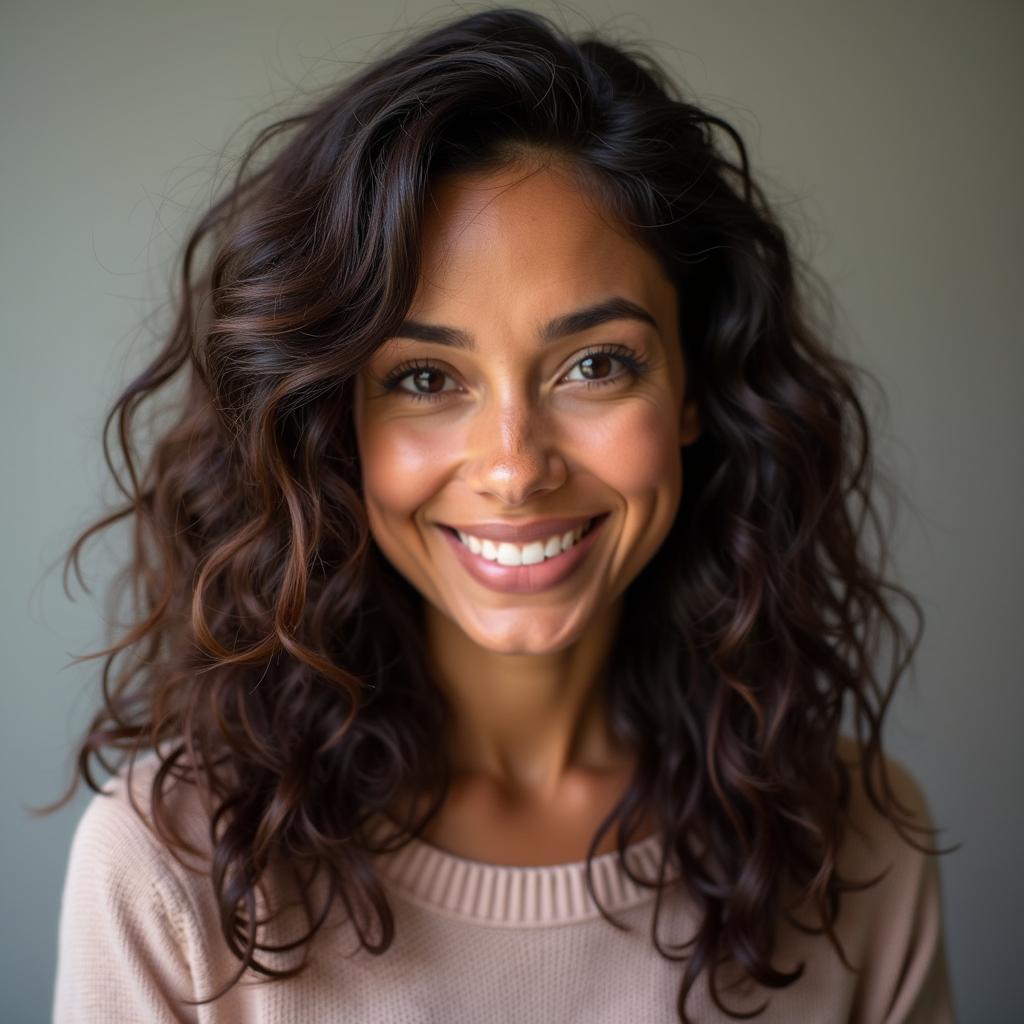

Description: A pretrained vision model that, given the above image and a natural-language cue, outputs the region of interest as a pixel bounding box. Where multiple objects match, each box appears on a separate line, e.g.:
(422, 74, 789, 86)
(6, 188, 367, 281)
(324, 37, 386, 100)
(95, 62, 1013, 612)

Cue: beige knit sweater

(53, 747, 954, 1022)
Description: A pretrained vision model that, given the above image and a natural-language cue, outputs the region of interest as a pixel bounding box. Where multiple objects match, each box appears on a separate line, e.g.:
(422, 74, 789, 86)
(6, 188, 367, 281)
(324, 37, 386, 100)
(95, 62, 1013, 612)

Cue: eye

(562, 345, 647, 388)
(375, 344, 649, 404)
(377, 359, 460, 403)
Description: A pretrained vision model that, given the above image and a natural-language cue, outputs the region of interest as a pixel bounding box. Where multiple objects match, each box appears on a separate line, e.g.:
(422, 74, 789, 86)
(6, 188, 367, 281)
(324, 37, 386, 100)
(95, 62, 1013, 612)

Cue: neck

(423, 596, 630, 802)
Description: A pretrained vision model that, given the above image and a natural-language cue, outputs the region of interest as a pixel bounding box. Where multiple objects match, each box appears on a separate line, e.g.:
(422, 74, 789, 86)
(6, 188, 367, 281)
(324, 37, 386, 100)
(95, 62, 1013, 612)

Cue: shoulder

(58, 750, 220, 962)
(54, 751, 219, 1021)
(823, 734, 955, 1023)
(65, 750, 213, 894)
(834, 733, 939, 869)
(830, 733, 945, 937)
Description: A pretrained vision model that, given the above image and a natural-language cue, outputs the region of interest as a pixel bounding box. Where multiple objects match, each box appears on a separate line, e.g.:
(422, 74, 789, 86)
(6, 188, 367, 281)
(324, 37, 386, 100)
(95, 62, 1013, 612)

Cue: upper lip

(439, 514, 605, 543)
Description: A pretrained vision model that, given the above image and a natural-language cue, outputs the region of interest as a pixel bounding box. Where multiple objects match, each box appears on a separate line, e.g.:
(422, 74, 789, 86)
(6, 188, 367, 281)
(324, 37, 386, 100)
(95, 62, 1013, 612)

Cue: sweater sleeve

(843, 751, 957, 1024)
(881, 806, 956, 1024)
(52, 784, 201, 1024)
(888, 846, 955, 1024)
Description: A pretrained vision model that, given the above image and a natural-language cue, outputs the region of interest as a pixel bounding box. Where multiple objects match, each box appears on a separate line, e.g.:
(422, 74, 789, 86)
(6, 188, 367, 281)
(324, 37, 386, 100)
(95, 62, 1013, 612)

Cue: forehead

(413, 161, 677, 329)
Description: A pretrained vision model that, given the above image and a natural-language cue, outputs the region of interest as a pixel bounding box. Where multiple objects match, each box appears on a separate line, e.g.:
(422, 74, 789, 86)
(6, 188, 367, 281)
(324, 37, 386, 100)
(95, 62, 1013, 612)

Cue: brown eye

(563, 346, 646, 389)
(406, 369, 446, 394)
(377, 359, 459, 403)
(578, 353, 615, 380)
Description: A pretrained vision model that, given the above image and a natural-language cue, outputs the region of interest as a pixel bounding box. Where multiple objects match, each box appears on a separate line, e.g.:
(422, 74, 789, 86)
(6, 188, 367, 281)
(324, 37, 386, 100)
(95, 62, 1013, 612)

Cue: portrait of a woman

(45, 7, 956, 1022)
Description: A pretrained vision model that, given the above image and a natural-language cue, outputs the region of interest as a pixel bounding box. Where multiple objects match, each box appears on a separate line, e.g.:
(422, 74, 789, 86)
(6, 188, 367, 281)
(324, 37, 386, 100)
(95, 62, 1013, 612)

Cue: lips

(439, 513, 602, 544)
(436, 513, 610, 594)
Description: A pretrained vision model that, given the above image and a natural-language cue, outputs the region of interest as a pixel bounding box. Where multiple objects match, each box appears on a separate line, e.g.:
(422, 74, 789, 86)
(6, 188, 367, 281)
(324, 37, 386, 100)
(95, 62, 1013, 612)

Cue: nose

(463, 394, 568, 507)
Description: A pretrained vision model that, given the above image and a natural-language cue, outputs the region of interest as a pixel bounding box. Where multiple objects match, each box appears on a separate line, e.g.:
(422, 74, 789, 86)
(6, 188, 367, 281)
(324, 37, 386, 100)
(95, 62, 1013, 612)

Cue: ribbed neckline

(366, 815, 681, 928)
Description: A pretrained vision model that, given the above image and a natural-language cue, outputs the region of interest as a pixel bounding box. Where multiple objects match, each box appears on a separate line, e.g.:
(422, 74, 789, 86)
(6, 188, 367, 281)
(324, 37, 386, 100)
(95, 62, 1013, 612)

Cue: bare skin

(354, 155, 701, 865)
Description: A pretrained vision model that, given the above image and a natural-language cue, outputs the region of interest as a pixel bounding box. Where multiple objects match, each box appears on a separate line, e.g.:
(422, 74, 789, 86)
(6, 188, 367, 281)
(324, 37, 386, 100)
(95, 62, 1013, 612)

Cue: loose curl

(40, 7, 948, 1021)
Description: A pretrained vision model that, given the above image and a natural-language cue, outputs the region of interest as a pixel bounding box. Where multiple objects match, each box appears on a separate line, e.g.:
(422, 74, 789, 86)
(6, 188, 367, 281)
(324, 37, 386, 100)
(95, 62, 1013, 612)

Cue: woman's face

(353, 159, 700, 654)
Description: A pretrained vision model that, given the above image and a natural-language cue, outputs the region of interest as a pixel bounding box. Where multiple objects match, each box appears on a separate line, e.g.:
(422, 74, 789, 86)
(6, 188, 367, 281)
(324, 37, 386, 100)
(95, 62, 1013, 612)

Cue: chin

(456, 605, 592, 655)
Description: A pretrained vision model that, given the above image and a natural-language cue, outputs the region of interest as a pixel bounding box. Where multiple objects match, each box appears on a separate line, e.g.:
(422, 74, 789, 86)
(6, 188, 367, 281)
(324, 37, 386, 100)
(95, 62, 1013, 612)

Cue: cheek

(357, 419, 452, 522)
(581, 402, 682, 498)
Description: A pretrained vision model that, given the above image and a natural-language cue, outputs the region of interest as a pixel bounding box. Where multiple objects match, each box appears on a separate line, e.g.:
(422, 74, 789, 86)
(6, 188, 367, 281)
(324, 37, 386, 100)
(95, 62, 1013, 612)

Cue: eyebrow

(393, 296, 659, 349)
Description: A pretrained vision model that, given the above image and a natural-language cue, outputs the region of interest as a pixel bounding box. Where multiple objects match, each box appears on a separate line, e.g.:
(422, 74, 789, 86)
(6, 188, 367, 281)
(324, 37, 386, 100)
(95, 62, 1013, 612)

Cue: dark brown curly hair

(39, 6, 949, 1021)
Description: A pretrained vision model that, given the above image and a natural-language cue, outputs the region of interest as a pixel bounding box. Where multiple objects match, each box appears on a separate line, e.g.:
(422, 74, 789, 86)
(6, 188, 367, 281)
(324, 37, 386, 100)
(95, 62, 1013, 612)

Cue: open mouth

(440, 513, 609, 566)
(434, 511, 610, 594)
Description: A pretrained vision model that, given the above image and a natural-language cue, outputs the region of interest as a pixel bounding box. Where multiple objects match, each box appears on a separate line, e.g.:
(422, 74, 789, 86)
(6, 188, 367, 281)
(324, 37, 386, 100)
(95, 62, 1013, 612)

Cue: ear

(679, 396, 701, 447)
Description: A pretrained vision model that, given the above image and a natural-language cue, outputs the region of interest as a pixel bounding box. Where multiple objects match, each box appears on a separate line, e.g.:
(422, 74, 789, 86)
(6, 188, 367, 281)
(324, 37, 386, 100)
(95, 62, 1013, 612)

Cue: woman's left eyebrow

(394, 296, 658, 350)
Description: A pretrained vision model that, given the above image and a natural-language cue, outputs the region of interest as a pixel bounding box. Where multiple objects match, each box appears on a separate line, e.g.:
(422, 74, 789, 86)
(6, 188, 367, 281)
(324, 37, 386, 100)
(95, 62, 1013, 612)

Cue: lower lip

(437, 515, 610, 594)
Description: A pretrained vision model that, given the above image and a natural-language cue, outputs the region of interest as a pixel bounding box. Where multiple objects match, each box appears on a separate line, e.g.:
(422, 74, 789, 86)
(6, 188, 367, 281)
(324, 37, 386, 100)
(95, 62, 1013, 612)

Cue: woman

(48, 7, 955, 1022)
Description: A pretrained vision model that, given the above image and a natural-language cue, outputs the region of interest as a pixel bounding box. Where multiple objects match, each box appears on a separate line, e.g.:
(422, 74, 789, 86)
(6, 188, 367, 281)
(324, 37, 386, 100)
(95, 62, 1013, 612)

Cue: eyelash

(375, 344, 650, 404)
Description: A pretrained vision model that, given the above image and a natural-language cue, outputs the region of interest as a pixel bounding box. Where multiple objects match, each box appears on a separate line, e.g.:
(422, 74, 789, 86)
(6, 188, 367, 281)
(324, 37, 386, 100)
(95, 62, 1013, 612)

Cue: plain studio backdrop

(2, 1, 1020, 1021)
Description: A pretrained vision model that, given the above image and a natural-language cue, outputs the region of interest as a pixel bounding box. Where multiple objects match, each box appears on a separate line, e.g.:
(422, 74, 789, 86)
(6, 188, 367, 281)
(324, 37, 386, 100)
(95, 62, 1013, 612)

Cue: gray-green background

(3, 1, 1020, 1021)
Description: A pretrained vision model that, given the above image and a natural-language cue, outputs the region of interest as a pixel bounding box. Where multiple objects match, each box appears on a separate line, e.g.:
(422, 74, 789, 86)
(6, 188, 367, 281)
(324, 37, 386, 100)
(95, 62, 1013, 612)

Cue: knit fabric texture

(53, 747, 955, 1022)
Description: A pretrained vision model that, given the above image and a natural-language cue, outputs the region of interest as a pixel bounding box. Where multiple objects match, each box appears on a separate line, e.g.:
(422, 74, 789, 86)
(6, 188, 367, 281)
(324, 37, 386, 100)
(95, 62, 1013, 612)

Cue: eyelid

(375, 343, 650, 402)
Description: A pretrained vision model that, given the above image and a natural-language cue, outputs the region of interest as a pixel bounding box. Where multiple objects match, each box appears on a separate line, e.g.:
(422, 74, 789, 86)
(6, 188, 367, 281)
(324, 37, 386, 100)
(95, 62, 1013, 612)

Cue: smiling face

(353, 157, 700, 655)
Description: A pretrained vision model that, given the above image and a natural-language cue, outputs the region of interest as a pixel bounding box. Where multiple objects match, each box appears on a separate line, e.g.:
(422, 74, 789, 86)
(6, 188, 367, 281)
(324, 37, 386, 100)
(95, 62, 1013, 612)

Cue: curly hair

(40, 6, 946, 1021)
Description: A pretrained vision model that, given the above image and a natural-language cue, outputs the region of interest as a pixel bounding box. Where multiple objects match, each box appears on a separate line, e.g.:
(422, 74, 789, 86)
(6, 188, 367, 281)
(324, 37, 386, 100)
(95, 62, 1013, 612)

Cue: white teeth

(455, 520, 594, 564)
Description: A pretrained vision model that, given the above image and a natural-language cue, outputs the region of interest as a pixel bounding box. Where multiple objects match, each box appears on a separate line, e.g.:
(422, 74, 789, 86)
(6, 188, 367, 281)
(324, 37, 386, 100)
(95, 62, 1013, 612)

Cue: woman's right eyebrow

(394, 295, 659, 350)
